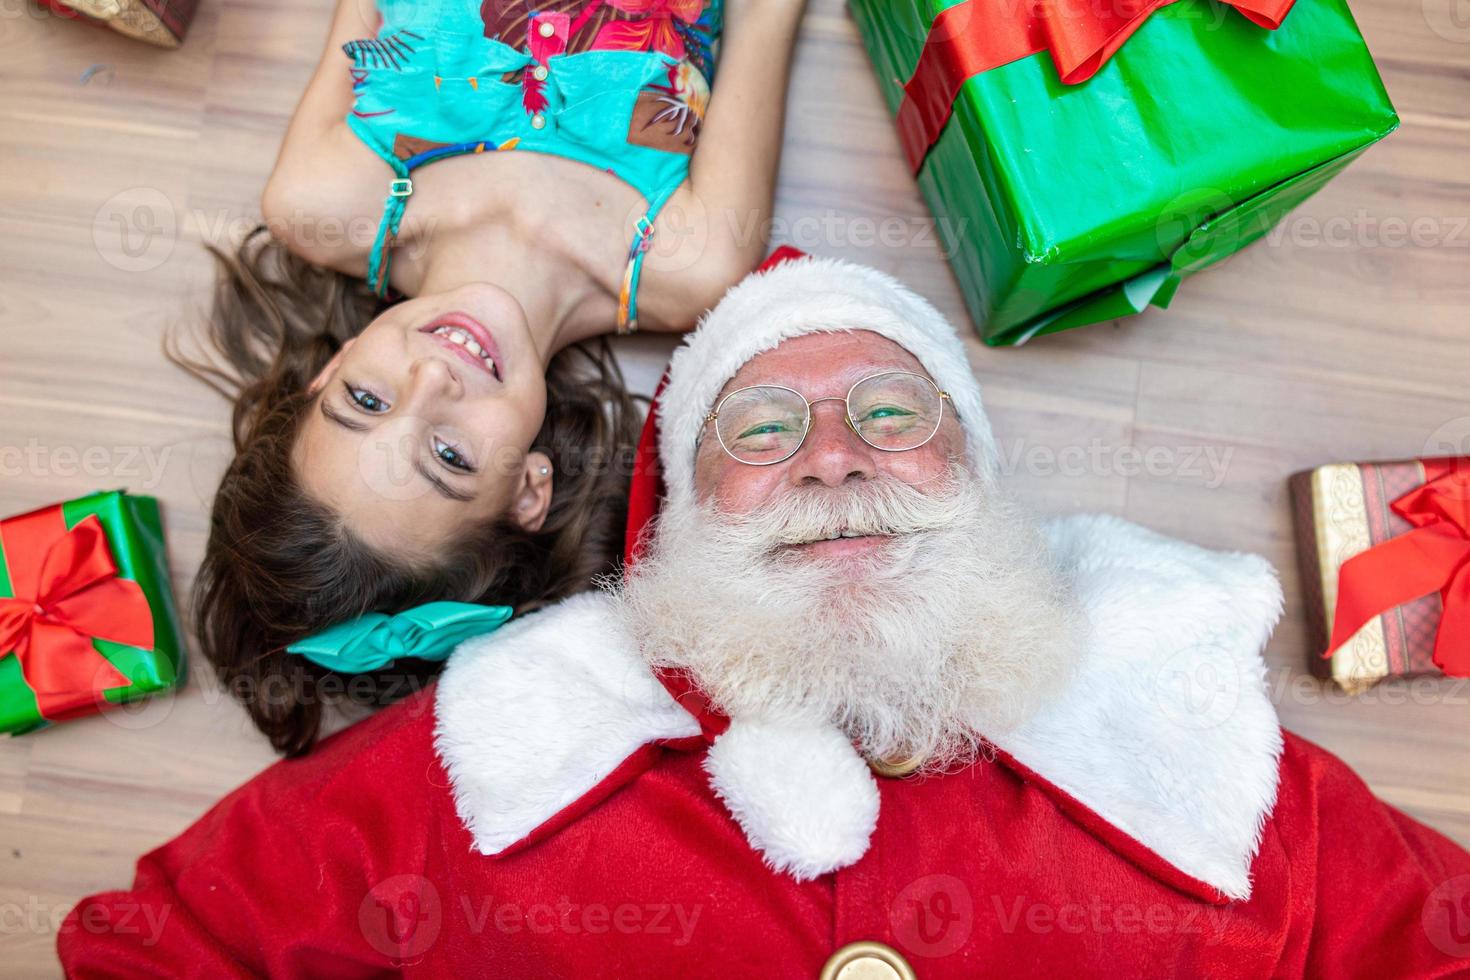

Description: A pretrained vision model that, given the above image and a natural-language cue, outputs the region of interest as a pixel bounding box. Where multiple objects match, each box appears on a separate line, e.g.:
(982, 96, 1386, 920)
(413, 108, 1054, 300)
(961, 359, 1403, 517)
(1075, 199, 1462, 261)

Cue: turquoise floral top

(345, 0, 723, 329)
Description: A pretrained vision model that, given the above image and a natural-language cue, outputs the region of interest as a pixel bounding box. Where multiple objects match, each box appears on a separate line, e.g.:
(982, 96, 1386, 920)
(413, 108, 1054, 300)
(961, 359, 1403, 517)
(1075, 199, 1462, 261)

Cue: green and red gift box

(0, 491, 185, 735)
(849, 0, 1399, 345)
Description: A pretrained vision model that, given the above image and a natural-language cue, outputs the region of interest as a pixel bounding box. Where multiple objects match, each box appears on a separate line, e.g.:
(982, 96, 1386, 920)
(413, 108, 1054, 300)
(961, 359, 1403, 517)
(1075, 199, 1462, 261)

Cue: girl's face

(293, 284, 553, 560)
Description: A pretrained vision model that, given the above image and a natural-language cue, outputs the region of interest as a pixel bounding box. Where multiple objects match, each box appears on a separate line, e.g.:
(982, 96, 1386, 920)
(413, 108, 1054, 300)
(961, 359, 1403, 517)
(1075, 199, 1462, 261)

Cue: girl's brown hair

(174, 225, 640, 756)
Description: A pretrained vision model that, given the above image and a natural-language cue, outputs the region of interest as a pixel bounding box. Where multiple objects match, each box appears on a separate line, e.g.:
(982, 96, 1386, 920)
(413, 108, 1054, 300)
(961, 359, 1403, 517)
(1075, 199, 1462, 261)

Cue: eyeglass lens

(715, 373, 943, 464)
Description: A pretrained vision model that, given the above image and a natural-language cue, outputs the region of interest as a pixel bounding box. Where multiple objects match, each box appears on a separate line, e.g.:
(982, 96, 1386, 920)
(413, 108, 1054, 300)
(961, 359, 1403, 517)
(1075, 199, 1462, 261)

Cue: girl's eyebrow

(321, 401, 369, 432)
(413, 458, 476, 503)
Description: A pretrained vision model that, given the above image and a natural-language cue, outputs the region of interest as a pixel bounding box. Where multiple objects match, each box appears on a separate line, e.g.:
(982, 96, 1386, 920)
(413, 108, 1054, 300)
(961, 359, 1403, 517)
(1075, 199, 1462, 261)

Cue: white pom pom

(703, 719, 879, 881)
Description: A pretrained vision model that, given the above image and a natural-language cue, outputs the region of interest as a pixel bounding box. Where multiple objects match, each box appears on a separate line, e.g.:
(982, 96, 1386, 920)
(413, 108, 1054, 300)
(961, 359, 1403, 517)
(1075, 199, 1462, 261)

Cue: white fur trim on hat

(657, 256, 998, 510)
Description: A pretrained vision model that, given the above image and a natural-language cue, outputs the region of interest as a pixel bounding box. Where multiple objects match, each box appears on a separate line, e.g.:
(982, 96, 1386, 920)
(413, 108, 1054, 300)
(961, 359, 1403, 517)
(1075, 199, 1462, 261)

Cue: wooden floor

(1, 0, 1467, 974)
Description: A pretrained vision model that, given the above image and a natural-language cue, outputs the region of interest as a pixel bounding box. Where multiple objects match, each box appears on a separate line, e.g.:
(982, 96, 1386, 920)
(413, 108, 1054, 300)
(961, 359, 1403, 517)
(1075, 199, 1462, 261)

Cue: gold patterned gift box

(37, 0, 197, 49)
(1290, 458, 1468, 694)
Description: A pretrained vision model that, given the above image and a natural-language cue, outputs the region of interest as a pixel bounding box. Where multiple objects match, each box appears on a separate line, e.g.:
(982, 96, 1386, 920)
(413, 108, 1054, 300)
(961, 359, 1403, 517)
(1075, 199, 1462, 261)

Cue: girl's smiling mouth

(421, 314, 503, 381)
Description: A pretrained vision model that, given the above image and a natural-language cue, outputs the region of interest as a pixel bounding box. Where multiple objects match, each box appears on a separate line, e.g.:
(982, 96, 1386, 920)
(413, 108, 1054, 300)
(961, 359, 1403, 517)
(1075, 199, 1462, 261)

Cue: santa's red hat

(653, 248, 999, 514)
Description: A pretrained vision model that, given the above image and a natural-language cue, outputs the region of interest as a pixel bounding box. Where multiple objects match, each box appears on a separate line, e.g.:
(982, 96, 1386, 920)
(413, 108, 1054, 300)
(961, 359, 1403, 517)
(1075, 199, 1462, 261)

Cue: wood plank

(0, 0, 1466, 975)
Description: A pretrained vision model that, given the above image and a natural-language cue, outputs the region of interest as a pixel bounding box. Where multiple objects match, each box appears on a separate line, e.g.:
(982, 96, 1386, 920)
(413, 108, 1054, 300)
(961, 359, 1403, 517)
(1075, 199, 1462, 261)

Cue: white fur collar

(998, 514, 1284, 900)
(434, 515, 1283, 900)
(434, 592, 700, 854)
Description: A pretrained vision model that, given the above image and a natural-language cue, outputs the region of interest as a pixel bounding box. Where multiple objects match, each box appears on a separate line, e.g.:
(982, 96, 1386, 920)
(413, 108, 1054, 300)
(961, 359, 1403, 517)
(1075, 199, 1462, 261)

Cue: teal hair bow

(286, 601, 514, 673)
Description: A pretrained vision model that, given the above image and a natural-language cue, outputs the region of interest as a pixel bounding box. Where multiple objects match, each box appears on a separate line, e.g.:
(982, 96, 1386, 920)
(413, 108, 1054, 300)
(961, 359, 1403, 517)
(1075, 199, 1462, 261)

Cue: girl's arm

(636, 0, 809, 331)
(260, 0, 386, 271)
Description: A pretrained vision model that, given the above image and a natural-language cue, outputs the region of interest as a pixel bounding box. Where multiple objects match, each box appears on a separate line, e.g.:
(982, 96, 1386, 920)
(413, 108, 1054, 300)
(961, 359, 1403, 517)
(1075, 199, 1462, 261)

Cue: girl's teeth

(432, 325, 495, 369)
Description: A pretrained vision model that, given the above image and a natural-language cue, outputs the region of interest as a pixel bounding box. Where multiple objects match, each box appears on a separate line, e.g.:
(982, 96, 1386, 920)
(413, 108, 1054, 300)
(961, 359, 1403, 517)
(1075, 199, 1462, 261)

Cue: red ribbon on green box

(1325, 459, 1470, 678)
(0, 492, 184, 734)
(896, 0, 1295, 171)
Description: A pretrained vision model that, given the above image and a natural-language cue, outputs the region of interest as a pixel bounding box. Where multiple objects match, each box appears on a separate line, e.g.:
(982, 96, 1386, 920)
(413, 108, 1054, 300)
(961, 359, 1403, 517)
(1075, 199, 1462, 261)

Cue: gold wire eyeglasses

(702, 371, 952, 466)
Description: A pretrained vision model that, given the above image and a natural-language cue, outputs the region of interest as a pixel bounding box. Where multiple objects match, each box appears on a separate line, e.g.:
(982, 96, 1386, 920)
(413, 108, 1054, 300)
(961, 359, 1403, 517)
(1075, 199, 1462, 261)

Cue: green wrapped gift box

(0, 491, 185, 735)
(849, 0, 1399, 345)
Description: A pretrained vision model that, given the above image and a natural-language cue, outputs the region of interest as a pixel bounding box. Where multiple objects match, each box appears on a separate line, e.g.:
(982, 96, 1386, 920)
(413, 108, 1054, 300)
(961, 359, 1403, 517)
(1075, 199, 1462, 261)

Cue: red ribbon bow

(896, 0, 1295, 171)
(0, 509, 153, 721)
(1324, 460, 1470, 677)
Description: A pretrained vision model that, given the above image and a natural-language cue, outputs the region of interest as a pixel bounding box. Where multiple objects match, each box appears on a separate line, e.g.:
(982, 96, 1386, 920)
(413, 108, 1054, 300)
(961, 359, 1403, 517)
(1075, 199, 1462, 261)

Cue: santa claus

(59, 251, 1470, 978)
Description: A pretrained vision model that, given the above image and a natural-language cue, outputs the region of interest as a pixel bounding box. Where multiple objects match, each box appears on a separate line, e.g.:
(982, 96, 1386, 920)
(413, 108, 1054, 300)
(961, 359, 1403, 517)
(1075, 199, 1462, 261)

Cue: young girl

(189, 0, 806, 755)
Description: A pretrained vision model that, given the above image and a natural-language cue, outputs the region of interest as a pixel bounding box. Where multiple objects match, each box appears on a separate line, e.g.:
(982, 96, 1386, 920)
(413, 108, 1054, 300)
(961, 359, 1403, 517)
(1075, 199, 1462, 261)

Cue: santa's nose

(786, 401, 877, 489)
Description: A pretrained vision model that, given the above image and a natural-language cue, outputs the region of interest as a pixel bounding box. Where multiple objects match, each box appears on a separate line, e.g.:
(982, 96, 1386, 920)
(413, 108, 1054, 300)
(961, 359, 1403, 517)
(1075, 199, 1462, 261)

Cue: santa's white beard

(611, 464, 1086, 772)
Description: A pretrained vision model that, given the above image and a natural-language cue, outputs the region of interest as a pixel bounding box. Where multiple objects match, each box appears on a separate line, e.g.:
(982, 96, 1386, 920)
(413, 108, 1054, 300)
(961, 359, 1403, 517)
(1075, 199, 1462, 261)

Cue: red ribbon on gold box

(1291, 458, 1470, 693)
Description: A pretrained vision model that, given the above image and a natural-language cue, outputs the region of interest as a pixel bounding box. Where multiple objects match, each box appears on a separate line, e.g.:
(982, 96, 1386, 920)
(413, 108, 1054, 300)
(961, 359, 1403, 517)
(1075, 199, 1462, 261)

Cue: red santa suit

(59, 253, 1470, 978)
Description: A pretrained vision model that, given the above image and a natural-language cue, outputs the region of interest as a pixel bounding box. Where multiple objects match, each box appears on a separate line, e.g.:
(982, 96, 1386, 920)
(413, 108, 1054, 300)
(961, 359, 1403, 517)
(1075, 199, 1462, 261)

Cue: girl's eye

(344, 383, 388, 413)
(434, 438, 474, 473)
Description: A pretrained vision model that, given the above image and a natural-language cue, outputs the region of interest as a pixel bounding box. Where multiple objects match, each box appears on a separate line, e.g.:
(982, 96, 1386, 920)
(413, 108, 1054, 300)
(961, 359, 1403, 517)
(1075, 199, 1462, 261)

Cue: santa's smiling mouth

(782, 533, 895, 558)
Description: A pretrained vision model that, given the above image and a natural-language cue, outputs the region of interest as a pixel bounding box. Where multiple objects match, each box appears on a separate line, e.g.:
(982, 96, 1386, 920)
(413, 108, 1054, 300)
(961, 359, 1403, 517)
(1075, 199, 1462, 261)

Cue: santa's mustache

(716, 471, 980, 553)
